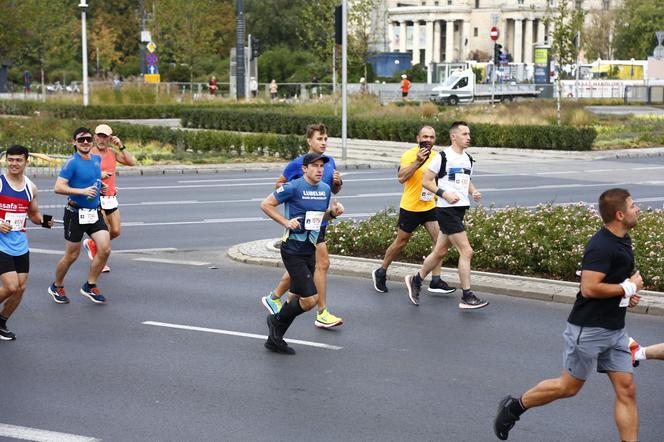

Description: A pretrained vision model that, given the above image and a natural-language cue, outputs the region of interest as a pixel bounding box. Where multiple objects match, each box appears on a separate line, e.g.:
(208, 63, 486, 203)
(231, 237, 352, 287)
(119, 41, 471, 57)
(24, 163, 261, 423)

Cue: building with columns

(386, 0, 622, 66)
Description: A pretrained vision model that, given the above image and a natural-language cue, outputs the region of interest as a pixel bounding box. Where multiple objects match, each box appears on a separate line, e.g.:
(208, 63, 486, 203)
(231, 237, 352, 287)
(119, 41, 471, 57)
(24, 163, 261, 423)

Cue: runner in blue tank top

(262, 123, 345, 329)
(260, 153, 345, 354)
(48, 127, 111, 305)
(0, 145, 53, 340)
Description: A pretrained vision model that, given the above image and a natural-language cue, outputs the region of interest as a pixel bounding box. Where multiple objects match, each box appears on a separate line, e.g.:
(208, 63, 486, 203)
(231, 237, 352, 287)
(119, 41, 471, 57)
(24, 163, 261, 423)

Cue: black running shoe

(459, 291, 489, 310)
(372, 267, 388, 293)
(264, 337, 296, 355)
(494, 396, 520, 440)
(428, 279, 456, 294)
(405, 274, 421, 306)
(0, 327, 16, 341)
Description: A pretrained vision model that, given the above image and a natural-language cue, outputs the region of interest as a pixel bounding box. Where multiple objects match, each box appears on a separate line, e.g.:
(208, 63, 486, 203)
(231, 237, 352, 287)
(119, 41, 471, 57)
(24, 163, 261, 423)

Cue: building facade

(386, 0, 621, 65)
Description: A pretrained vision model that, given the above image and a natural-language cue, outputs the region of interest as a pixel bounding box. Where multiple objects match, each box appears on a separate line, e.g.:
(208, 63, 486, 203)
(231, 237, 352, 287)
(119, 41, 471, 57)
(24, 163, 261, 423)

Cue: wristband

(329, 210, 337, 219)
(435, 188, 445, 198)
(620, 279, 636, 297)
(119, 145, 126, 151)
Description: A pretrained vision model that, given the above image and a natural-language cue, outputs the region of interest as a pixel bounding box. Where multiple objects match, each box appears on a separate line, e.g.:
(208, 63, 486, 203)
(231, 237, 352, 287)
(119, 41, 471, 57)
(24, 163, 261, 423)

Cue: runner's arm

(274, 175, 288, 189)
(114, 147, 136, 166)
(423, 168, 457, 204)
(27, 183, 50, 226)
(580, 270, 643, 298)
(54, 177, 96, 198)
(332, 170, 343, 194)
(261, 194, 299, 230)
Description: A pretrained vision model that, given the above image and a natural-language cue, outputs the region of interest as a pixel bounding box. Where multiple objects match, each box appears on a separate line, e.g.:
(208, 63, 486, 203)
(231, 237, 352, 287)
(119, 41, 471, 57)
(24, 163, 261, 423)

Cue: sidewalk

(227, 238, 664, 317)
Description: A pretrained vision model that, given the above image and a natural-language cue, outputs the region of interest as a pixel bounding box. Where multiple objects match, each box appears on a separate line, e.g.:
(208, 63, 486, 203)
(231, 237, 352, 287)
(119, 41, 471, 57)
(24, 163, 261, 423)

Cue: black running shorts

(63, 206, 108, 243)
(281, 250, 317, 297)
(398, 208, 437, 234)
(0, 251, 29, 275)
(436, 206, 468, 235)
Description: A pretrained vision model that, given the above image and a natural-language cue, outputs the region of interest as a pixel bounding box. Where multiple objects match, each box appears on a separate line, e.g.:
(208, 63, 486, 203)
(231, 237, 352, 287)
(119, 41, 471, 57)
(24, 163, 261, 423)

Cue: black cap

(302, 153, 329, 166)
(72, 127, 92, 140)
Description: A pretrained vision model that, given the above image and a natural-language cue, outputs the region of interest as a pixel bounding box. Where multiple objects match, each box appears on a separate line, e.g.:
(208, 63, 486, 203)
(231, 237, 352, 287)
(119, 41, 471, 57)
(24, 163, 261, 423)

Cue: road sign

(144, 73, 160, 84)
(148, 65, 158, 75)
(146, 53, 158, 66)
(490, 27, 499, 41)
(499, 53, 508, 65)
(146, 41, 157, 53)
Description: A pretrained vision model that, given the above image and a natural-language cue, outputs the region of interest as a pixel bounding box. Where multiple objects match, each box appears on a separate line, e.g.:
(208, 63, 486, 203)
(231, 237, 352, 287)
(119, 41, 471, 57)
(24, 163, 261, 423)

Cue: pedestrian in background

(209, 76, 218, 95)
(400, 74, 411, 99)
(269, 79, 278, 100)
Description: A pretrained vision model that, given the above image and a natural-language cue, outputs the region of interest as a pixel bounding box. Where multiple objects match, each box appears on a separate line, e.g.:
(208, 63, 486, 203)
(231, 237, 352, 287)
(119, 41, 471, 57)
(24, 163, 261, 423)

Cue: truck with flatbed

(430, 69, 540, 105)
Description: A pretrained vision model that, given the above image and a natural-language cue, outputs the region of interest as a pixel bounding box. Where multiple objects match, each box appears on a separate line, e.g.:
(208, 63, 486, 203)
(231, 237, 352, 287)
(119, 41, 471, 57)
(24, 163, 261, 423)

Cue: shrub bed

(326, 205, 664, 291)
(181, 108, 596, 150)
(0, 100, 290, 120)
(0, 117, 306, 159)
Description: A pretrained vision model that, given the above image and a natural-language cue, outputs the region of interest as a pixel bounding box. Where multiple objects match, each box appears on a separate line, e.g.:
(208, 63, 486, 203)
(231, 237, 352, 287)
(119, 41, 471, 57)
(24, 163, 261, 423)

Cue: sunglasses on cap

(75, 136, 93, 143)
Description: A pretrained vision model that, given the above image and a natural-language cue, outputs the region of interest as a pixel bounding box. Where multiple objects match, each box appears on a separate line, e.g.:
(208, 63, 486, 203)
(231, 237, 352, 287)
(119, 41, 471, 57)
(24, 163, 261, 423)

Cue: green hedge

(0, 100, 290, 120)
(181, 108, 597, 150)
(326, 205, 664, 291)
(0, 116, 306, 159)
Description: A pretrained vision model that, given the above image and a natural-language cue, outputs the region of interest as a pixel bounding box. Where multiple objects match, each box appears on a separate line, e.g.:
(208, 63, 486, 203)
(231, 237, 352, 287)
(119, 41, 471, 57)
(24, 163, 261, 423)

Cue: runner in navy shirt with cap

(260, 153, 345, 354)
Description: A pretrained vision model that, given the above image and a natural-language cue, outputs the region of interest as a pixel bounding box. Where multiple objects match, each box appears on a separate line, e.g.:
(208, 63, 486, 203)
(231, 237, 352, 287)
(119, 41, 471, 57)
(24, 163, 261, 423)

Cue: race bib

(304, 211, 325, 231)
(420, 188, 434, 202)
(4, 212, 27, 231)
(78, 208, 99, 225)
(100, 195, 119, 210)
(454, 173, 470, 195)
(619, 295, 631, 308)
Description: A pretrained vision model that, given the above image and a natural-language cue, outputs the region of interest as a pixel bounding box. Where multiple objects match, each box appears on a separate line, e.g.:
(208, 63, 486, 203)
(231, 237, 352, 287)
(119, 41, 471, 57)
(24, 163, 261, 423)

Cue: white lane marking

(481, 182, 631, 192)
(132, 258, 211, 266)
(30, 247, 178, 254)
(177, 170, 378, 183)
(142, 321, 343, 350)
(0, 423, 99, 442)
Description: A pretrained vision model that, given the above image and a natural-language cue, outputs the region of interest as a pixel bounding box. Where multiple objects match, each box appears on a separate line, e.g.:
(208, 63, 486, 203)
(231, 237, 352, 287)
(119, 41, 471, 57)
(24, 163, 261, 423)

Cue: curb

(227, 238, 664, 317)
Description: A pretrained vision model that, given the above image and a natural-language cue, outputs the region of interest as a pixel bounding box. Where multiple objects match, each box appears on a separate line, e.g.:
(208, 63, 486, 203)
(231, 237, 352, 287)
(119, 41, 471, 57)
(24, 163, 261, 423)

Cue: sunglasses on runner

(76, 136, 93, 143)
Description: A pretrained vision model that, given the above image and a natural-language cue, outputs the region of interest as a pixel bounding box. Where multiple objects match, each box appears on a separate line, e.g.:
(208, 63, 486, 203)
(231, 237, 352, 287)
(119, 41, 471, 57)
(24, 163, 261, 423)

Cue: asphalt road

(3, 155, 664, 441)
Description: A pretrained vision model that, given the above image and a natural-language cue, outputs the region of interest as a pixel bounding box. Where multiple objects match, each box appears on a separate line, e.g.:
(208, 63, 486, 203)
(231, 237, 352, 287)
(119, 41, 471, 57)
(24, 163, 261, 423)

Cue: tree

(245, 0, 306, 51)
(151, 0, 233, 92)
(583, 9, 618, 61)
(89, 10, 124, 77)
(348, 0, 382, 80)
(613, 0, 664, 60)
(545, 0, 584, 125)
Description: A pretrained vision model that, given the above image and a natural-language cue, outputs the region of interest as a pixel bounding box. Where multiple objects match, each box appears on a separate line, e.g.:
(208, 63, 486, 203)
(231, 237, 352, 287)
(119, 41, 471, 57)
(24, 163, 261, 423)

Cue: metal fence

(624, 85, 664, 105)
(0, 151, 67, 178)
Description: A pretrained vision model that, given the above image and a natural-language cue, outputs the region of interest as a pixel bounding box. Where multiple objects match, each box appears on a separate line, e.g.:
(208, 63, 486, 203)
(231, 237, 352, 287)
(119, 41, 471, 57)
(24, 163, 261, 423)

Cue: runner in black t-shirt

(494, 188, 643, 441)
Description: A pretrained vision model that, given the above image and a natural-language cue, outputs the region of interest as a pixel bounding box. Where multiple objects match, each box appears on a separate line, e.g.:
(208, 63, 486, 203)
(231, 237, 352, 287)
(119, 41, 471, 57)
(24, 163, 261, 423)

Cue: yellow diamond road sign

(146, 41, 157, 53)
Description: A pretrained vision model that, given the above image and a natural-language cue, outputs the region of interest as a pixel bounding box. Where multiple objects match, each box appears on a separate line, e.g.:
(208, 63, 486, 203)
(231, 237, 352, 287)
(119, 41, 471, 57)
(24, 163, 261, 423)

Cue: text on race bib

(78, 208, 99, 225)
(3, 212, 27, 231)
(304, 211, 325, 231)
(100, 196, 119, 210)
(420, 188, 434, 202)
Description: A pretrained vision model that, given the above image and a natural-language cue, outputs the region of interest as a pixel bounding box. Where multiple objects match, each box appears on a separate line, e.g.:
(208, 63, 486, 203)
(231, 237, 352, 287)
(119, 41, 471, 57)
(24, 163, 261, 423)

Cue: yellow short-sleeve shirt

(399, 146, 436, 212)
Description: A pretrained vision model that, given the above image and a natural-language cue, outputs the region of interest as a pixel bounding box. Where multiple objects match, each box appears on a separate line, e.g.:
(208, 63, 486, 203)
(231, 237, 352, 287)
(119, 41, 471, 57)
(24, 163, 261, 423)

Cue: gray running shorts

(563, 322, 632, 381)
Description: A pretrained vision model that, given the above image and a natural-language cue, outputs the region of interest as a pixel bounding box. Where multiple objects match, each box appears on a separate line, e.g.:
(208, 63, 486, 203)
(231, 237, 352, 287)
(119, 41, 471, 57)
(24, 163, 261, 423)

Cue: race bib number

(4, 212, 27, 231)
(420, 188, 434, 202)
(100, 195, 118, 210)
(454, 173, 471, 195)
(78, 208, 99, 225)
(619, 295, 631, 308)
(304, 211, 325, 231)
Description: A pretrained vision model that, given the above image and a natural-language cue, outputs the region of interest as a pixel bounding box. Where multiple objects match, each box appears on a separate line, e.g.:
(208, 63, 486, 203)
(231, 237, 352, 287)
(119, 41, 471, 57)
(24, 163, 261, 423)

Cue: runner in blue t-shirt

(262, 123, 345, 329)
(260, 153, 345, 354)
(48, 127, 111, 305)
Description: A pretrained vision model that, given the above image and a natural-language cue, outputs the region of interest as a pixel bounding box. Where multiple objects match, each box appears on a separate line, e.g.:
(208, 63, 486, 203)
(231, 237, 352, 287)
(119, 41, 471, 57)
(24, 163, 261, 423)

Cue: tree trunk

(556, 75, 562, 126)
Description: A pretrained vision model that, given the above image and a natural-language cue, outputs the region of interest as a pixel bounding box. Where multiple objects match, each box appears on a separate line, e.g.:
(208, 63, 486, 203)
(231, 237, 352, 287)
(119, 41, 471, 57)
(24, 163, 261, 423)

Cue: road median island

(227, 238, 664, 317)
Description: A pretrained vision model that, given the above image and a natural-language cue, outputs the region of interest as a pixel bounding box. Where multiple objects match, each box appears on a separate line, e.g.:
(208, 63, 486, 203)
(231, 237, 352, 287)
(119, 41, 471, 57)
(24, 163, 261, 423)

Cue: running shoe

(428, 278, 456, 294)
(101, 265, 111, 273)
(83, 238, 97, 260)
(265, 315, 295, 355)
(261, 292, 283, 314)
(80, 282, 106, 304)
(0, 327, 16, 341)
(314, 308, 343, 328)
(494, 395, 521, 440)
(459, 291, 489, 310)
(628, 337, 641, 368)
(48, 283, 69, 304)
(372, 267, 388, 293)
(405, 273, 421, 306)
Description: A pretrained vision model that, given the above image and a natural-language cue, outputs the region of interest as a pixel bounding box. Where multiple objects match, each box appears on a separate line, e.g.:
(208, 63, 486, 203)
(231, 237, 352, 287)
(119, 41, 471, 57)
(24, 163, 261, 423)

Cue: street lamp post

(79, 0, 89, 106)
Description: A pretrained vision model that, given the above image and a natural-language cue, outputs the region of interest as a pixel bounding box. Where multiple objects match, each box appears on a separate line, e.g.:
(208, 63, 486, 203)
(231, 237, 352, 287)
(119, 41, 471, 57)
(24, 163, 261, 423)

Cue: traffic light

(251, 36, 260, 60)
(494, 43, 503, 65)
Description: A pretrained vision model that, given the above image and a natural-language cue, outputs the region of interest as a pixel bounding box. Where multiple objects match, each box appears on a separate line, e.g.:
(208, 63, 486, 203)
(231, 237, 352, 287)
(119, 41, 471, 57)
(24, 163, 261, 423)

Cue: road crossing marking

(143, 321, 343, 350)
(0, 423, 99, 442)
(132, 258, 211, 266)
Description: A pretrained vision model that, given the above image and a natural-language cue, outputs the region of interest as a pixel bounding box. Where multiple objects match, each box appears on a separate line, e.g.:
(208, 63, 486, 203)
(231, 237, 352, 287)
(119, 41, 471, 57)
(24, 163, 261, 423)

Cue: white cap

(94, 124, 112, 136)
(401, 74, 407, 79)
